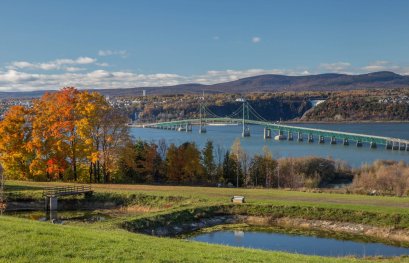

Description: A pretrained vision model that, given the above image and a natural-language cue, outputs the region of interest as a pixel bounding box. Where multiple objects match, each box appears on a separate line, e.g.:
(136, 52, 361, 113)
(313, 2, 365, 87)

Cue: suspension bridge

(138, 100, 409, 152)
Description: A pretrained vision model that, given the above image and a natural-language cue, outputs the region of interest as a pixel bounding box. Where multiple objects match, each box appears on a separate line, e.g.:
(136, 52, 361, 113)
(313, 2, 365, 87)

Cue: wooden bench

(231, 196, 245, 203)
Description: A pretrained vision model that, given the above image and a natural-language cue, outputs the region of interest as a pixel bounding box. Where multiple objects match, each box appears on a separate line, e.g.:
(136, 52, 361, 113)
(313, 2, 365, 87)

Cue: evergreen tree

(202, 140, 216, 183)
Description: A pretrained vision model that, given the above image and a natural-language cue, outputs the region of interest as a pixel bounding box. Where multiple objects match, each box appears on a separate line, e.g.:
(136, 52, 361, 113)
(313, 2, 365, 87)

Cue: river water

(130, 123, 409, 167)
(190, 230, 409, 257)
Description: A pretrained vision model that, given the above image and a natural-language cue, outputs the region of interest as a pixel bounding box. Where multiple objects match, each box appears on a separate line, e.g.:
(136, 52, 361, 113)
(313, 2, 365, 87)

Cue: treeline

(303, 89, 409, 121)
(0, 88, 128, 182)
(116, 138, 351, 188)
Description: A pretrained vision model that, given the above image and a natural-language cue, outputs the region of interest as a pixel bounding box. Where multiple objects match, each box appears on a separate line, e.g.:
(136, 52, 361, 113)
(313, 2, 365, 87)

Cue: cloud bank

(0, 57, 408, 92)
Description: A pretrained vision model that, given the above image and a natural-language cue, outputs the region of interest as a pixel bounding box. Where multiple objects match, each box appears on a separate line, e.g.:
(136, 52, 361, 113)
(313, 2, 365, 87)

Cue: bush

(351, 161, 409, 196)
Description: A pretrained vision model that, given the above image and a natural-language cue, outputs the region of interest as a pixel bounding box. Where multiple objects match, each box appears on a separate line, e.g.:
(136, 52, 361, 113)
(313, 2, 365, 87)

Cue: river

(130, 123, 409, 167)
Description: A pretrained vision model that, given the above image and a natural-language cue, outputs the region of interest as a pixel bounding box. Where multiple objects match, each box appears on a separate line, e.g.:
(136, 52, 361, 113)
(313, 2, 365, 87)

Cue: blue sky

(0, 0, 408, 91)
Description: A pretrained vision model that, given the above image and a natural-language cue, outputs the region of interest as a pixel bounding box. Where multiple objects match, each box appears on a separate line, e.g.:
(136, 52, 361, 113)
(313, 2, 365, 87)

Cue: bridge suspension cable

(225, 103, 244, 118)
(247, 103, 269, 122)
(200, 100, 270, 121)
(201, 103, 222, 118)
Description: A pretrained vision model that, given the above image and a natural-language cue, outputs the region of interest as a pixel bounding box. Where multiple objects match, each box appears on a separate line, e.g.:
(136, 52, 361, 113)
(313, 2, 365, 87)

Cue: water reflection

(191, 230, 409, 257)
(7, 210, 108, 224)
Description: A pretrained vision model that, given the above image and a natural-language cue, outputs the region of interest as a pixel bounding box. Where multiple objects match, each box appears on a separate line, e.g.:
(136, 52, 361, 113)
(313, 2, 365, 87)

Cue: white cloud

(0, 70, 39, 83)
(75, 57, 96, 64)
(252, 37, 261, 43)
(361, 61, 400, 72)
(96, 62, 109, 67)
(65, 67, 85, 72)
(319, 62, 351, 73)
(8, 57, 97, 71)
(87, 70, 114, 79)
(0, 66, 353, 92)
(98, 50, 128, 58)
(1, 56, 409, 92)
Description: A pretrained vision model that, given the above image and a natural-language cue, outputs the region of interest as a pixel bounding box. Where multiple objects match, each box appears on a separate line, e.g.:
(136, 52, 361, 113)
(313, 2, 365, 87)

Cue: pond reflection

(190, 230, 409, 257)
(7, 210, 109, 224)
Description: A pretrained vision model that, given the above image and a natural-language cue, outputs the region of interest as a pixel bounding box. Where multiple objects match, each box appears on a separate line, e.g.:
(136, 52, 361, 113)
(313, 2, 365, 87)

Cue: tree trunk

(89, 162, 93, 183)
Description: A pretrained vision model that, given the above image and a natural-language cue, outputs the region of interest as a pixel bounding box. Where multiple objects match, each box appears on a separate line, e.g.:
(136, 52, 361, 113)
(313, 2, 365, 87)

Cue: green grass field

(3, 180, 409, 262)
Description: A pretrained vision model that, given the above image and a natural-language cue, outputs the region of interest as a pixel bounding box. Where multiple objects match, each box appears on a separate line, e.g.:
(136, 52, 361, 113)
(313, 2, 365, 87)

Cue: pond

(6, 210, 110, 224)
(190, 230, 409, 257)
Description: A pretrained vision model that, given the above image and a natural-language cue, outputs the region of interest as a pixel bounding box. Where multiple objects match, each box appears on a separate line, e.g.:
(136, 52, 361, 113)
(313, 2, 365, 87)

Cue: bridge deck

(42, 185, 93, 197)
(138, 117, 409, 146)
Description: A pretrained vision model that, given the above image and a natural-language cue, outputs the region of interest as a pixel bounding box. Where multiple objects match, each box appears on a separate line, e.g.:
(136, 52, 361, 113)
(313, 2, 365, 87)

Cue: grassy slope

(0, 216, 390, 263)
(4, 180, 409, 262)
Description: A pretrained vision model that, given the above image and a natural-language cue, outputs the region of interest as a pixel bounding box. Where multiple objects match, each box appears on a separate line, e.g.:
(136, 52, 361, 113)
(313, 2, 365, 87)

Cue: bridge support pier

(45, 196, 58, 211)
(330, 136, 336, 145)
(356, 140, 363, 147)
(242, 126, 250, 137)
(199, 125, 206, 133)
(274, 130, 286, 140)
(264, 128, 272, 139)
(343, 138, 349, 146)
(370, 142, 377, 149)
(407, 144, 409, 151)
(287, 131, 293, 141)
(399, 143, 406, 151)
(386, 141, 393, 150)
(297, 132, 303, 142)
(308, 134, 314, 143)
(186, 124, 192, 132)
(319, 135, 325, 144)
(392, 142, 399, 150)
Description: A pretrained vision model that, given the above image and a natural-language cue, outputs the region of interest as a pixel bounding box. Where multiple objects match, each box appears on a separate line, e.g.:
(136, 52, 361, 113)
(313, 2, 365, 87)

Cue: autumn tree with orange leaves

(0, 87, 129, 182)
(0, 106, 33, 179)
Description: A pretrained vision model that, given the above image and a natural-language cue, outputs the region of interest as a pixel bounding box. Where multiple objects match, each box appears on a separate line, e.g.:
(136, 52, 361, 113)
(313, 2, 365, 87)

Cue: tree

(0, 87, 128, 182)
(117, 140, 162, 183)
(262, 146, 276, 187)
(30, 88, 85, 181)
(0, 106, 33, 179)
(222, 150, 238, 186)
(180, 142, 203, 183)
(98, 108, 129, 183)
(202, 140, 216, 183)
(165, 144, 182, 182)
(0, 164, 5, 214)
(76, 91, 111, 182)
(230, 139, 246, 187)
(165, 142, 203, 183)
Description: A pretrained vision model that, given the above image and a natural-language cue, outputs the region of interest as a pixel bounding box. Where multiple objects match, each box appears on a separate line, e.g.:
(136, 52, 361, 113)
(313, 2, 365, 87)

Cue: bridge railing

(42, 185, 92, 197)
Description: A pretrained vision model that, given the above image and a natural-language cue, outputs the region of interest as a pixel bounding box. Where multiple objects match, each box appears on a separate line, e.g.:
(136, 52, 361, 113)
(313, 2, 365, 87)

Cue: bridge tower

(199, 102, 207, 134)
(241, 100, 250, 137)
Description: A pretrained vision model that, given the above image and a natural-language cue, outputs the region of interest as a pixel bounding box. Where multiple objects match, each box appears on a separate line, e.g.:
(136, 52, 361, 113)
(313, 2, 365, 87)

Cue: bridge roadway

(137, 117, 409, 151)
